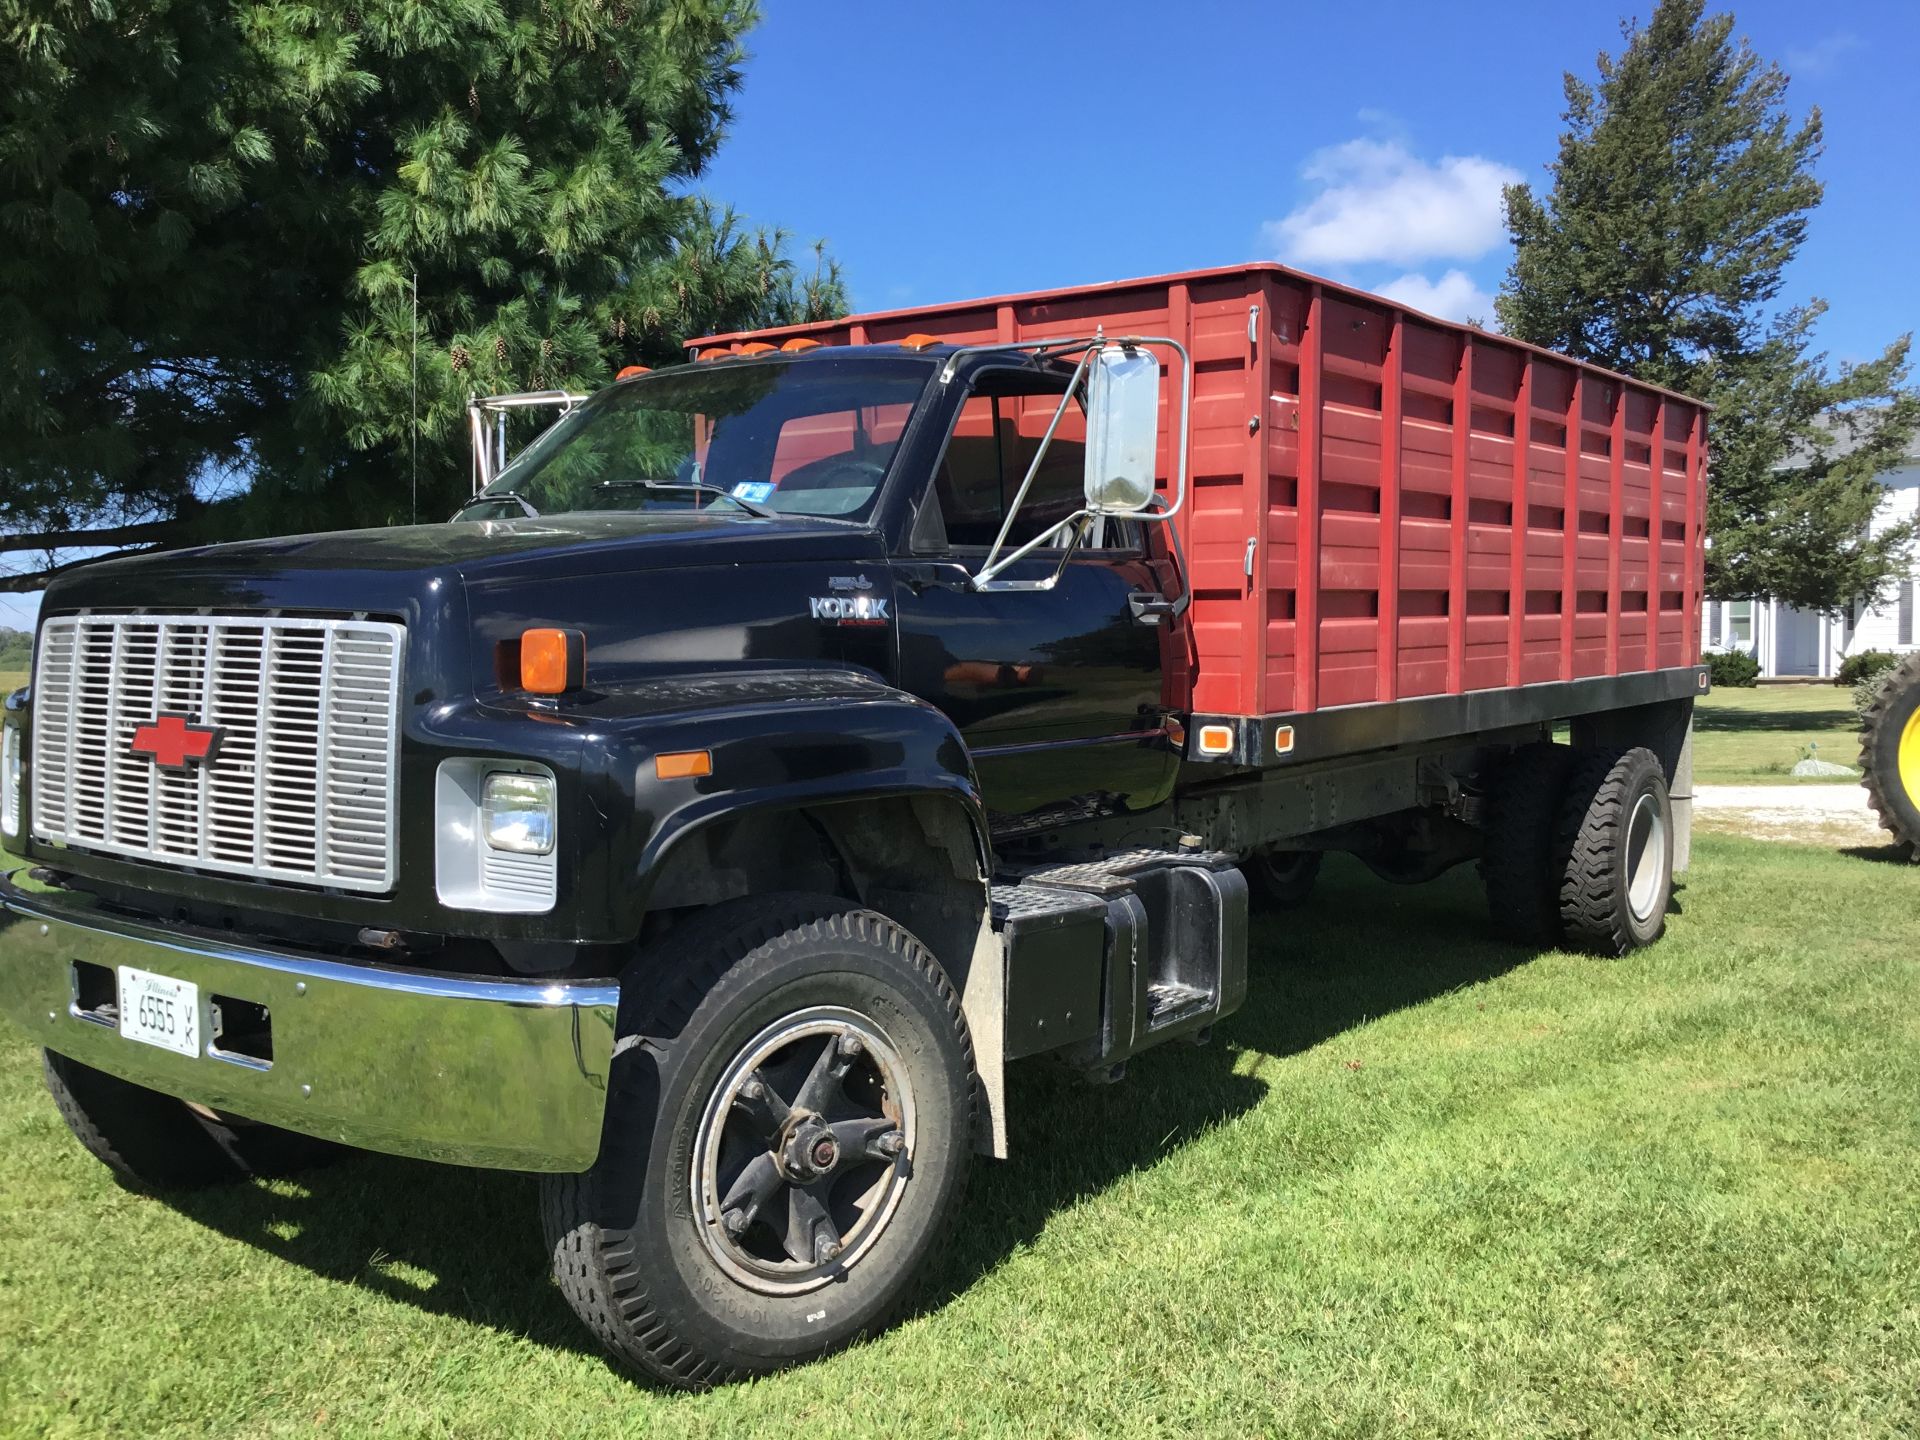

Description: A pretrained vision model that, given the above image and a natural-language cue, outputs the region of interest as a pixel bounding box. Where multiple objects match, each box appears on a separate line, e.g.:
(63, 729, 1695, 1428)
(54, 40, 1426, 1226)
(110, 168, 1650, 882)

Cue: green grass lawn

(0, 667, 24, 696)
(3, 835, 1917, 1437)
(1692, 683, 1864, 784)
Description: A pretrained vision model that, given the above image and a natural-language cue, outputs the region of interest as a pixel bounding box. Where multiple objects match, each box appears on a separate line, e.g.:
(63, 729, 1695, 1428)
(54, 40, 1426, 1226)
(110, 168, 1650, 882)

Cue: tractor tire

(541, 894, 975, 1389)
(1245, 849, 1323, 910)
(1859, 651, 1920, 852)
(1553, 747, 1674, 955)
(1482, 742, 1577, 945)
(42, 1050, 337, 1190)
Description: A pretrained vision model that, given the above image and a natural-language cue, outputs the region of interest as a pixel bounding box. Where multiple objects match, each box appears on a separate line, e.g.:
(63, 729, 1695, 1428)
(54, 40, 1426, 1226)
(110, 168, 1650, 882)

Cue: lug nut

(838, 1033, 863, 1059)
(875, 1130, 905, 1157)
(741, 1079, 765, 1101)
(817, 1238, 844, 1264)
(722, 1208, 749, 1237)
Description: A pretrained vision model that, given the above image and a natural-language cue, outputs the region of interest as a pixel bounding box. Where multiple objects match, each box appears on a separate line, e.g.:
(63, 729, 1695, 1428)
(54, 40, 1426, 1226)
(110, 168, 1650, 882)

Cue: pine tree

(0, 0, 846, 588)
(1497, 0, 1917, 613)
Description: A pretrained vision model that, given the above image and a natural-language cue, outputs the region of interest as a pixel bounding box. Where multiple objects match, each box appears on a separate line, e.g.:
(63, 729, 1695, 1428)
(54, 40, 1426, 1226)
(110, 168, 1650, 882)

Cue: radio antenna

(410, 270, 420, 525)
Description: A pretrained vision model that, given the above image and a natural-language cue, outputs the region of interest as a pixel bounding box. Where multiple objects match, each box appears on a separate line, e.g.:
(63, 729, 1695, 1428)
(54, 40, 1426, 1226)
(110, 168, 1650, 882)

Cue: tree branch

(0, 516, 199, 554)
(0, 548, 166, 593)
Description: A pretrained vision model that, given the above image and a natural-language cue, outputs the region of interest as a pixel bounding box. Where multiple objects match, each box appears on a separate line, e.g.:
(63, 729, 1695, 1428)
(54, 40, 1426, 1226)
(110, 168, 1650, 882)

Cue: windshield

(456, 356, 933, 524)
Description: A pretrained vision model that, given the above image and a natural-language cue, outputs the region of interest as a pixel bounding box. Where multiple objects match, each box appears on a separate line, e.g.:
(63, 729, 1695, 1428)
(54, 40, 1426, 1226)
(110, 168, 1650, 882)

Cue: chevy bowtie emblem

(130, 713, 224, 770)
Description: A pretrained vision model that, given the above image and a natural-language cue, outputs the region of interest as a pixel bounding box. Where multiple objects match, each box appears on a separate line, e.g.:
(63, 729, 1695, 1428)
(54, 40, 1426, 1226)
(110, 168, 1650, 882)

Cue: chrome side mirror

(1082, 344, 1161, 514)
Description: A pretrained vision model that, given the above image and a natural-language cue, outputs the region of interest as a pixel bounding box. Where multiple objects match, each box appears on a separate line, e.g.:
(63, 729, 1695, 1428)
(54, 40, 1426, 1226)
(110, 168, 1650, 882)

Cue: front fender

(568, 670, 989, 930)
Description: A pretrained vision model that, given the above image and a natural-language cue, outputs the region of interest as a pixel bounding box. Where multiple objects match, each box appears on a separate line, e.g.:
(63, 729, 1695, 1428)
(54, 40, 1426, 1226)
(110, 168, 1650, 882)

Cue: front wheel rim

(690, 1005, 916, 1296)
(1625, 791, 1668, 923)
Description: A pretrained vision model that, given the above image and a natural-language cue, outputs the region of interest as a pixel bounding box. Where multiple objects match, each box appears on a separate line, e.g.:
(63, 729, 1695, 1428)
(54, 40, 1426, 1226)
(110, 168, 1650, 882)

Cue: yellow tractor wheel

(1859, 652, 1920, 852)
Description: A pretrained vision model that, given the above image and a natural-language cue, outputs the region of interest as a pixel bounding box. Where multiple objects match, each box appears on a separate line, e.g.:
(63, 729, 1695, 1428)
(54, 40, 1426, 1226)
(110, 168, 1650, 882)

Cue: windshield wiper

(455, 489, 539, 518)
(593, 478, 771, 518)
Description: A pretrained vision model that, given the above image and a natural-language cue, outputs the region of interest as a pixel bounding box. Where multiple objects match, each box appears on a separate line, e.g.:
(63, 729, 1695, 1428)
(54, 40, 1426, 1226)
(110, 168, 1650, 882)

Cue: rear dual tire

(1483, 743, 1673, 955)
(1553, 747, 1673, 954)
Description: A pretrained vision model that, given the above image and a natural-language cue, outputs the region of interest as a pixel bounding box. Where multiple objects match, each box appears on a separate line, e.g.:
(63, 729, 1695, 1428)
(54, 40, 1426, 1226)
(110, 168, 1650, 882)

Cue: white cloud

(1375, 269, 1498, 326)
(1263, 138, 1521, 268)
(1787, 32, 1859, 76)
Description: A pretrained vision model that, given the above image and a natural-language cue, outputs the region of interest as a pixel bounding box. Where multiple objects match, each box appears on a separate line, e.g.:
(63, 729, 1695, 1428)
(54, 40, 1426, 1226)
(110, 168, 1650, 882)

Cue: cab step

(1146, 981, 1213, 1029)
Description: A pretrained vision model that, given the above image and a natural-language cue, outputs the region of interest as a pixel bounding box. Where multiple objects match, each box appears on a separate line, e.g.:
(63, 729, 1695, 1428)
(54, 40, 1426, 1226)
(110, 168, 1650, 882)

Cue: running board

(989, 848, 1248, 1070)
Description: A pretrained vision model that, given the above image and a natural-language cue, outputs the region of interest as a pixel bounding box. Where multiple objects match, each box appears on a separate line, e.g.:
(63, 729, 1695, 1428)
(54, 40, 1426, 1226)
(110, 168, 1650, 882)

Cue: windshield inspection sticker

(811, 574, 889, 626)
(731, 481, 776, 503)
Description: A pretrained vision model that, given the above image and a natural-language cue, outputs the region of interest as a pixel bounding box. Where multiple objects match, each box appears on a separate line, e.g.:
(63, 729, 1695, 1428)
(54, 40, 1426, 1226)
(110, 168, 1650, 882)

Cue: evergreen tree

(1497, 0, 1917, 613)
(0, 0, 845, 589)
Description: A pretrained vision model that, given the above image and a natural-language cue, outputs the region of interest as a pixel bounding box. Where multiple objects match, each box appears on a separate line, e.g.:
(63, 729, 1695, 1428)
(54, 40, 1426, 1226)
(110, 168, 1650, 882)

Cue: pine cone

(493, 335, 508, 364)
(449, 345, 469, 372)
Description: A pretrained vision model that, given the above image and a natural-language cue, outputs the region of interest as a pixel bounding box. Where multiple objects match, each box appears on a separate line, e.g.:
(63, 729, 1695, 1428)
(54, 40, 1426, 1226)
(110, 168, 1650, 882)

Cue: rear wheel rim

(690, 1005, 916, 1297)
(1625, 791, 1667, 924)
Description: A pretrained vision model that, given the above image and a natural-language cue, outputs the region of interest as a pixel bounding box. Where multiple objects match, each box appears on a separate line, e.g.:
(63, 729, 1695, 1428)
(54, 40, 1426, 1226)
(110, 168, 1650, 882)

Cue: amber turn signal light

(1195, 724, 1235, 757)
(654, 750, 713, 780)
(520, 628, 585, 695)
(616, 364, 651, 380)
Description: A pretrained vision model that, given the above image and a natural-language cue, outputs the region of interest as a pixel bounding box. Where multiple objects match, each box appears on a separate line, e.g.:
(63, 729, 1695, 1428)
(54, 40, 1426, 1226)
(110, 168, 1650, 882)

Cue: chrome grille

(30, 615, 406, 892)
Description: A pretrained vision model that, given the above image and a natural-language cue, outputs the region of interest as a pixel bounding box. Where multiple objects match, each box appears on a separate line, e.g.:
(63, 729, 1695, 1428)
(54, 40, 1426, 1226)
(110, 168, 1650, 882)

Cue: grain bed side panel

(1261, 279, 1706, 718)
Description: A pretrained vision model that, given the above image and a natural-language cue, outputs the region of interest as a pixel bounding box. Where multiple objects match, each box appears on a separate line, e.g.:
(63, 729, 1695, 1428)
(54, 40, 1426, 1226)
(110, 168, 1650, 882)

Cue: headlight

(483, 773, 555, 855)
(434, 759, 558, 913)
(1, 725, 20, 839)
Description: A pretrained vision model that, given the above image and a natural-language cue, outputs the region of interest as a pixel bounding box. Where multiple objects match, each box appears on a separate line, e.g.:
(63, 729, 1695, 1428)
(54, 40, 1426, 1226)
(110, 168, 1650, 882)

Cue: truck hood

(45, 511, 880, 604)
(38, 511, 895, 701)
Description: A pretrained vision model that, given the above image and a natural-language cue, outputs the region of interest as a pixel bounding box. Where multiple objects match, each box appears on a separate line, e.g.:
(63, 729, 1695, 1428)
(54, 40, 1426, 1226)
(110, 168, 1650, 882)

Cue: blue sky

(704, 0, 1916, 356)
(3, 1, 1913, 632)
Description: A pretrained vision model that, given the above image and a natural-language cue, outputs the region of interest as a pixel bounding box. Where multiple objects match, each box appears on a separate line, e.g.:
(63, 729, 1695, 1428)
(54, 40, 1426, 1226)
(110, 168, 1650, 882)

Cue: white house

(1702, 425, 1920, 678)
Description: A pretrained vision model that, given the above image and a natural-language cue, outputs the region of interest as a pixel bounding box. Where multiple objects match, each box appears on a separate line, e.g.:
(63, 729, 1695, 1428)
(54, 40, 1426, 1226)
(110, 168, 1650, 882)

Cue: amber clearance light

(520, 628, 585, 695)
(654, 750, 713, 780)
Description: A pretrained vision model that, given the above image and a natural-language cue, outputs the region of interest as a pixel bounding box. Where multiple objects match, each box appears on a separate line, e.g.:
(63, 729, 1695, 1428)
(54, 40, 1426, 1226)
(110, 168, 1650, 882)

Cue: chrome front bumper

(0, 870, 618, 1171)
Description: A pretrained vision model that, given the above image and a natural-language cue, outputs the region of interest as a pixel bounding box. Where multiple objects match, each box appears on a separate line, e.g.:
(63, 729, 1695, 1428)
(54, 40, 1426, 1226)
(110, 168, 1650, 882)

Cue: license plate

(116, 966, 201, 1058)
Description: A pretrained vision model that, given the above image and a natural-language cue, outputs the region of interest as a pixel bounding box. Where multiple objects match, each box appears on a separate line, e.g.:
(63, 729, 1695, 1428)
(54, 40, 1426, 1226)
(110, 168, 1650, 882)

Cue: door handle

(895, 562, 971, 594)
(1127, 590, 1191, 626)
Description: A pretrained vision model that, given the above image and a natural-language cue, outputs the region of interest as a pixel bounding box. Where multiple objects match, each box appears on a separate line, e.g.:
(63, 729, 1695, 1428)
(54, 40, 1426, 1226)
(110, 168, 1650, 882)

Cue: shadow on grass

(1694, 705, 1856, 732)
(158, 859, 1532, 1366)
(163, 1151, 597, 1357)
(1841, 842, 1917, 867)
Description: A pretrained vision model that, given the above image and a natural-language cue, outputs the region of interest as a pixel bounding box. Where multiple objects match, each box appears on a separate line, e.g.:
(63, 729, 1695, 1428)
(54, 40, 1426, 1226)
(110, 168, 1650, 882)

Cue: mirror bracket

(947, 332, 1192, 592)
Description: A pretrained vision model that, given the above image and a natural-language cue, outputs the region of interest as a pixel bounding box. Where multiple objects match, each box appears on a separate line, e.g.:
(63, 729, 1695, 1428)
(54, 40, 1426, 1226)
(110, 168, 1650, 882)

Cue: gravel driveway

(1692, 782, 1893, 847)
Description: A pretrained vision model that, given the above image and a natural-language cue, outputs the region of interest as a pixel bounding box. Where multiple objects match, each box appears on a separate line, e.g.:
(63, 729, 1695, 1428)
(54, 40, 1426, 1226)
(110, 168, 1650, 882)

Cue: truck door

(890, 368, 1179, 833)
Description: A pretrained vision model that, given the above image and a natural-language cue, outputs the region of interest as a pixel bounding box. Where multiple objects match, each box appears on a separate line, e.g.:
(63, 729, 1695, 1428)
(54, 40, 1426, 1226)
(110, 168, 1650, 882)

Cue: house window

(1706, 599, 1722, 643)
(1900, 581, 1914, 647)
(1729, 600, 1753, 648)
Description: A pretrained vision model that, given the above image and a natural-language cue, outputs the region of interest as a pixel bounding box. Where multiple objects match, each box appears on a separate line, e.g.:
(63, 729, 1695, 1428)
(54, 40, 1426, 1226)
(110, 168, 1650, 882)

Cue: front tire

(542, 895, 975, 1388)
